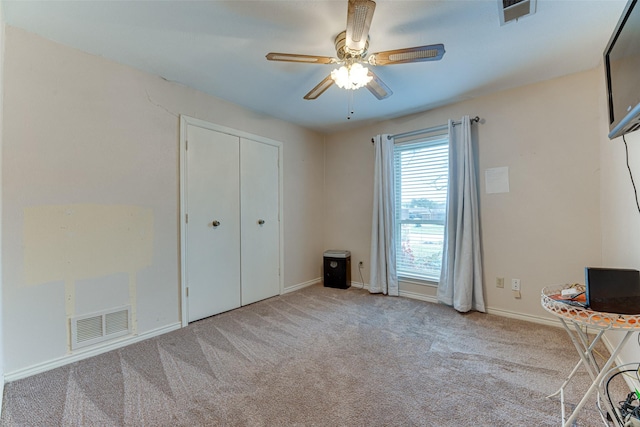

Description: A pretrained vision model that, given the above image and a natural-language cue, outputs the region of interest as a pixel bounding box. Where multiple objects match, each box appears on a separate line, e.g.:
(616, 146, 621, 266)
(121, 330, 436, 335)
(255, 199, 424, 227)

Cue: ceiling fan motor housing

(334, 31, 369, 61)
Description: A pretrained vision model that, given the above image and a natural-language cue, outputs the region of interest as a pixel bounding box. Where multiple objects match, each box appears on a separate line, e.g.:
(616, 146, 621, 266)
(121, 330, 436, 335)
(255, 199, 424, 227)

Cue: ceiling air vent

(499, 0, 537, 25)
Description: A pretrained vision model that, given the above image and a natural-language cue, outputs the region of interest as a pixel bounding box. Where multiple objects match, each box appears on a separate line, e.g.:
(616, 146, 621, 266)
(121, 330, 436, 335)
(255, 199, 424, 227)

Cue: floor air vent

(71, 306, 131, 350)
(499, 0, 536, 25)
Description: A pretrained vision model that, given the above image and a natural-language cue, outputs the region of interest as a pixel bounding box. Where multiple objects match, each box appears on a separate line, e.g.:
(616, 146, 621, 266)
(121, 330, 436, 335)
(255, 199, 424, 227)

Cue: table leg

(563, 330, 633, 427)
(548, 320, 604, 399)
(575, 326, 604, 380)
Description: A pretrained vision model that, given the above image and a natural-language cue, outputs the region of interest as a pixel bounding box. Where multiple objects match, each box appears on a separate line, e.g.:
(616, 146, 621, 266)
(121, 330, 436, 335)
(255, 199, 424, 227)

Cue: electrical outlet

(358, 261, 364, 268)
(496, 277, 504, 288)
(511, 279, 521, 291)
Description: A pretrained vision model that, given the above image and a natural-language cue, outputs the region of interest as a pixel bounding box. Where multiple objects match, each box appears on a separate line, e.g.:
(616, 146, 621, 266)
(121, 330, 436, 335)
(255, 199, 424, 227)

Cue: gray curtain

(437, 116, 485, 312)
(369, 134, 398, 296)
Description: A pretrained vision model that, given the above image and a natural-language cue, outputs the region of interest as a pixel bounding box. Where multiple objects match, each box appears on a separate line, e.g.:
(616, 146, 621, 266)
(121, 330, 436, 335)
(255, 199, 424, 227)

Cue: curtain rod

(370, 116, 480, 144)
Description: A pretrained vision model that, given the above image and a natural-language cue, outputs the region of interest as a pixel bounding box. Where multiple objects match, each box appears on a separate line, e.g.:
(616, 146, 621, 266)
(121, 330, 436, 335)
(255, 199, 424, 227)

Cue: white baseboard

(399, 290, 565, 328)
(353, 284, 435, 300)
(399, 289, 438, 303)
(4, 322, 181, 383)
(285, 279, 369, 292)
(282, 278, 321, 294)
(484, 306, 563, 328)
(350, 280, 368, 290)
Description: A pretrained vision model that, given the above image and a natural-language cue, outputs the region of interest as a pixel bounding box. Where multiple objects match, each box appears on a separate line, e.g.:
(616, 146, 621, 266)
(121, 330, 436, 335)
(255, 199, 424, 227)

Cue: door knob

(212, 220, 221, 227)
(258, 219, 265, 225)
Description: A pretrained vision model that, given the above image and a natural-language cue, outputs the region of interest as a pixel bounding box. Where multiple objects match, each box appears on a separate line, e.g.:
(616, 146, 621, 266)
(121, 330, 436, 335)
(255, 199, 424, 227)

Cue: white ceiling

(2, 0, 629, 134)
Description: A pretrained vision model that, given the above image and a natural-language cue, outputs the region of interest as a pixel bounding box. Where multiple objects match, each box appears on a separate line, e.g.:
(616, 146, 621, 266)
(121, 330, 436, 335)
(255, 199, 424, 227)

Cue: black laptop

(585, 267, 640, 315)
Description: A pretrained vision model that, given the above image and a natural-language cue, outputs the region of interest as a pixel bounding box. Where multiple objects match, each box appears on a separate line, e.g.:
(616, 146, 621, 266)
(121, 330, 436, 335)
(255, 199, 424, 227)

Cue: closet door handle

(258, 219, 265, 225)
(212, 220, 221, 227)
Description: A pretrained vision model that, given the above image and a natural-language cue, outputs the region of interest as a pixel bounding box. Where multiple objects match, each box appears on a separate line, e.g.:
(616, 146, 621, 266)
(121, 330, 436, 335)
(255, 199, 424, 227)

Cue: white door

(186, 125, 241, 322)
(240, 138, 280, 305)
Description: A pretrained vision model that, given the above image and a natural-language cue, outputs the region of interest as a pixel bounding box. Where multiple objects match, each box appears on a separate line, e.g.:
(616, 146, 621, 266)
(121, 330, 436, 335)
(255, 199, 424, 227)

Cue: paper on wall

(485, 167, 510, 194)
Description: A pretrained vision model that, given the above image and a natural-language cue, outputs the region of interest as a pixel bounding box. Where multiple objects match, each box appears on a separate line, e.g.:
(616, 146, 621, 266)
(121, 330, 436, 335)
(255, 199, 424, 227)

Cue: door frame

(179, 115, 284, 327)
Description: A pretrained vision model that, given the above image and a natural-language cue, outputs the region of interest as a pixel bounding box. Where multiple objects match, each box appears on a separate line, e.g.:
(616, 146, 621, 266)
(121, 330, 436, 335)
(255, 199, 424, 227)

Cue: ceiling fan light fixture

(331, 62, 373, 90)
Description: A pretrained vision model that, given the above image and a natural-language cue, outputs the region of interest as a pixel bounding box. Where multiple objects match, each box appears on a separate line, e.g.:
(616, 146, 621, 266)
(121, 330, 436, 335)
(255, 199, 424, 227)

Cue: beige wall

(6, 20, 640, 378)
(325, 68, 603, 320)
(599, 72, 640, 365)
(2, 26, 325, 375)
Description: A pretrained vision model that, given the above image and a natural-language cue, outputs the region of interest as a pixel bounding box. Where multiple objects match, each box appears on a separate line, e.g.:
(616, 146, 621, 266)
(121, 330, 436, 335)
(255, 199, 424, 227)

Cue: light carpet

(0, 284, 629, 426)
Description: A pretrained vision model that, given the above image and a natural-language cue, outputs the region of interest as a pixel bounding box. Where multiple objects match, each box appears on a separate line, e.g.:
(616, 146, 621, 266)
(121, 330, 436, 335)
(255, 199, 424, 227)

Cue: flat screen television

(605, 0, 640, 139)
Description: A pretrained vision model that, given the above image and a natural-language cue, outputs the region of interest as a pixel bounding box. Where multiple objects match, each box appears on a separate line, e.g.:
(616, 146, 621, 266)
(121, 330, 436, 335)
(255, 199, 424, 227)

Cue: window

(394, 133, 449, 282)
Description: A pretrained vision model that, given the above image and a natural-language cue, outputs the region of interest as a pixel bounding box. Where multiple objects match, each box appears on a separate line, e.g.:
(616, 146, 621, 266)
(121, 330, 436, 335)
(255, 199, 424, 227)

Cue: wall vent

(498, 0, 537, 25)
(70, 306, 131, 350)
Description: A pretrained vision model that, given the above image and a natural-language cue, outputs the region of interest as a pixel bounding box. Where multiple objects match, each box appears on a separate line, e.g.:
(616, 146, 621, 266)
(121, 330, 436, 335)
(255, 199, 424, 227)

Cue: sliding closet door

(185, 125, 241, 322)
(240, 138, 280, 305)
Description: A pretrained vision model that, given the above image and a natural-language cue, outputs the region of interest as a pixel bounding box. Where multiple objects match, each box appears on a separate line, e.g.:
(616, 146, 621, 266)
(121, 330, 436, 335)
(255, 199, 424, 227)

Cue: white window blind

(394, 133, 449, 281)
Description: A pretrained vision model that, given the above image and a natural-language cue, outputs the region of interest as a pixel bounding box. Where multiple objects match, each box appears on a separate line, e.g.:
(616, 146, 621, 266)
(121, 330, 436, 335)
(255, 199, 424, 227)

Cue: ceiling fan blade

(304, 75, 335, 100)
(370, 44, 445, 66)
(266, 53, 336, 64)
(366, 70, 392, 100)
(346, 0, 376, 53)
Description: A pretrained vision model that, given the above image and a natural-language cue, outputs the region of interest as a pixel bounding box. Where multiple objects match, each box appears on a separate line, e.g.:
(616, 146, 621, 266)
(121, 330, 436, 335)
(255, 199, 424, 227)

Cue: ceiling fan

(265, 0, 445, 101)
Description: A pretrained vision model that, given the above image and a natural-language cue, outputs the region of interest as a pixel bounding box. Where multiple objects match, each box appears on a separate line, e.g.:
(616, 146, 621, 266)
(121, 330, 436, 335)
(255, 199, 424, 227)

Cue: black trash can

(323, 250, 351, 289)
